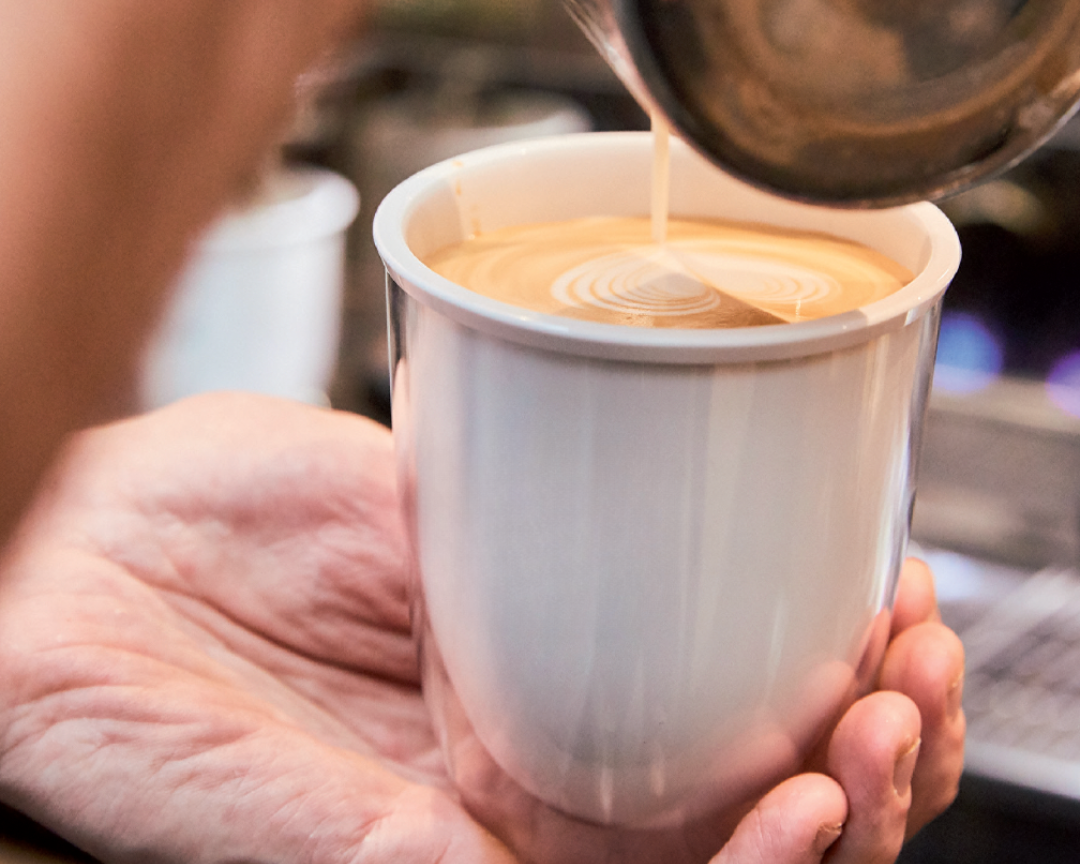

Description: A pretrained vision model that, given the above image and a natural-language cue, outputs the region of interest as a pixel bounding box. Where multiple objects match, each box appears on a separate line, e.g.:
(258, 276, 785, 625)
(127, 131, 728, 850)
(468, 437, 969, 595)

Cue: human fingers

(824, 691, 922, 864)
(891, 557, 941, 636)
(879, 620, 966, 837)
(710, 773, 848, 864)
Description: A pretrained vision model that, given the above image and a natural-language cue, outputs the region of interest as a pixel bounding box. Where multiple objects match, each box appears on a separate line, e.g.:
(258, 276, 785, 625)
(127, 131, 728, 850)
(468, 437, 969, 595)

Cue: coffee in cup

(425, 215, 912, 329)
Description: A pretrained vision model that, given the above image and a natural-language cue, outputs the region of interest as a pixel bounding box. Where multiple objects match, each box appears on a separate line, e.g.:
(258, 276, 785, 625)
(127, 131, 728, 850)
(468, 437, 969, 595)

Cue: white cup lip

(373, 132, 961, 364)
(203, 167, 360, 253)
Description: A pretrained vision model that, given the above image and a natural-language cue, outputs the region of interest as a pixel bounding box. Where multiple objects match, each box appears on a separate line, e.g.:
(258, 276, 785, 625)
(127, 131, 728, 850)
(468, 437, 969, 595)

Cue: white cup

(374, 132, 959, 858)
(141, 166, 359, 410)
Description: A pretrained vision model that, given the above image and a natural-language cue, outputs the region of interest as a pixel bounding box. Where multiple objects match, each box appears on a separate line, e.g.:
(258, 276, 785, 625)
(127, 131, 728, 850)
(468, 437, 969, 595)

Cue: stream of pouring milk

(651, 110, 670, 246)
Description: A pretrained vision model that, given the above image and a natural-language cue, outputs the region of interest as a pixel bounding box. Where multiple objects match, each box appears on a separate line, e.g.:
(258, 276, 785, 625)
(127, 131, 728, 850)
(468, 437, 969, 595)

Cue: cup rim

(373, 131, 960, 364)
(204, 167, 360, 253)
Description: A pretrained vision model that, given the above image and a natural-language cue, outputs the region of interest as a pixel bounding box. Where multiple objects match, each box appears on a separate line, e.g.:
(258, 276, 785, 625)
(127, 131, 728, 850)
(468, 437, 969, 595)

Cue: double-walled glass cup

(374, 132, 960, 863)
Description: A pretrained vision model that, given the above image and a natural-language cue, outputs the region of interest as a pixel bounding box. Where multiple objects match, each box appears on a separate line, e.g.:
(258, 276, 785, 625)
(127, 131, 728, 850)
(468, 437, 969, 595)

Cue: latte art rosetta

(425, 217, 913, 329)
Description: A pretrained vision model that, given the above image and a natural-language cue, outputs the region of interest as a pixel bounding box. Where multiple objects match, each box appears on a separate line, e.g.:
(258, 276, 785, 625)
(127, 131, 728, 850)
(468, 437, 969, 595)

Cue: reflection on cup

(373, 132, 959, 862)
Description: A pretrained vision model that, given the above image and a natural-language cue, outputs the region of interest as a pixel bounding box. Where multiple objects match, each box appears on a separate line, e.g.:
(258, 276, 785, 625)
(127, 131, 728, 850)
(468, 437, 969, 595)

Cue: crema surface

(426, 216, 912, 328)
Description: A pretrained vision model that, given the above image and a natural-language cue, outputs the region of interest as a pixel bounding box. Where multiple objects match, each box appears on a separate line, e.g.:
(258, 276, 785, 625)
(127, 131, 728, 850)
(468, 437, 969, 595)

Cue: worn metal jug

(569, 0, 1080, 205)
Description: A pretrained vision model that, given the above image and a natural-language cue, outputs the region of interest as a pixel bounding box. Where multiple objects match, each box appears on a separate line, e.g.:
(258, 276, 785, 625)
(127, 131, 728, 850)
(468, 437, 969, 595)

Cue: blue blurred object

(934, 311, 1005, 394)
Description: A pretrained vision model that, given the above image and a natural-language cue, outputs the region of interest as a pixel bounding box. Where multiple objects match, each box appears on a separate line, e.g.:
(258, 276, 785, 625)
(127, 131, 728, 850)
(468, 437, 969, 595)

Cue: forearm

(0, 0, 361, 546)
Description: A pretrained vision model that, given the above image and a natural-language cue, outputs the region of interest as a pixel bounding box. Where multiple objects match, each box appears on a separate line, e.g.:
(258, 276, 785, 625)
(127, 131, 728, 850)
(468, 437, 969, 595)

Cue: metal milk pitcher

(568, 0, 1080, 205)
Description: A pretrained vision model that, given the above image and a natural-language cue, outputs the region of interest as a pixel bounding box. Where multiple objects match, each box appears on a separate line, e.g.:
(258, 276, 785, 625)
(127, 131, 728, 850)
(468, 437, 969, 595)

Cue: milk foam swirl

(551, 251, 724, 316)
(551, 248, 843, 320)
(425, 217, 912, 329)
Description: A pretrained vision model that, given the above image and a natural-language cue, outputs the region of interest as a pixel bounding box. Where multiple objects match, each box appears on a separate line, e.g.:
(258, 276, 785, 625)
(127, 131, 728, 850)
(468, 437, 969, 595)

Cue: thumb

(712, 773, 847, 864)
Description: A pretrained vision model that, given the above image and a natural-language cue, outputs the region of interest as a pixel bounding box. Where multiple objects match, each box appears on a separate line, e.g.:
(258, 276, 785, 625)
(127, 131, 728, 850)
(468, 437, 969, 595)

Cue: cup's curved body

(374, 132, 959, 856)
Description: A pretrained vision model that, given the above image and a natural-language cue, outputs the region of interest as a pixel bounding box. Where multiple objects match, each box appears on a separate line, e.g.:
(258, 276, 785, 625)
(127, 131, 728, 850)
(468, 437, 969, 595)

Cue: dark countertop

(901, 775, 1080, 864)
(0, 806, 94, 863)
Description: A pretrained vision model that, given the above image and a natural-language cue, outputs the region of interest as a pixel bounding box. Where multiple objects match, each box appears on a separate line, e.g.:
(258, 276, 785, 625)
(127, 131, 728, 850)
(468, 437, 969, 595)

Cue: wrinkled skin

(0, 393, 963, 864)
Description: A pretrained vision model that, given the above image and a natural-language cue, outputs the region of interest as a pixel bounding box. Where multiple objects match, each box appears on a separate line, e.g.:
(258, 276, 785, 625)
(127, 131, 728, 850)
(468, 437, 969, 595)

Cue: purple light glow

(1047, 351, 1080, 418)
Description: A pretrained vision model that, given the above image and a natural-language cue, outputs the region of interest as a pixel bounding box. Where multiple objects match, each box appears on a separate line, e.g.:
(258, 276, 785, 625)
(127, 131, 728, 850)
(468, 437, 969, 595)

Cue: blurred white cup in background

(140, 166, 359, 410)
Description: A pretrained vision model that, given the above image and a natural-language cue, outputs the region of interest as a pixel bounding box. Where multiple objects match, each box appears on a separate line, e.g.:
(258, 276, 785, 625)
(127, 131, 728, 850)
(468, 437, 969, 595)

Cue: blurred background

(11, 2, 1080, 861)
